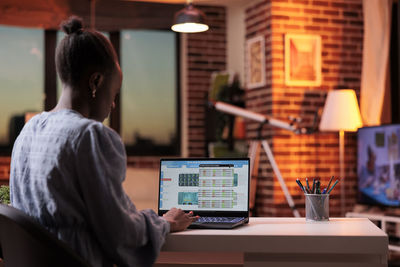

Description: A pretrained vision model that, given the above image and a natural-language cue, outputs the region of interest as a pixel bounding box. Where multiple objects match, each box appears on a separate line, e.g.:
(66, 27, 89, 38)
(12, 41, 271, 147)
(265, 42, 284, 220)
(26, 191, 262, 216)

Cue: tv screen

(358, 124, 400, 207)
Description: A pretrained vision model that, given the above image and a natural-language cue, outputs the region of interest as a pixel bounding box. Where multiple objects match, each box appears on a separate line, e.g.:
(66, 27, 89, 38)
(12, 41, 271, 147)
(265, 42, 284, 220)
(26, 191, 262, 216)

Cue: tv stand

(346, 211, 400, 252)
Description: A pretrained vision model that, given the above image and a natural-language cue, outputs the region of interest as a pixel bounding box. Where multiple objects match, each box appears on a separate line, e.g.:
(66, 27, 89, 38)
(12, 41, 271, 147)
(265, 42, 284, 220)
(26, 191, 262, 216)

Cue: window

(120, 30, 179, 155)
(0, 26, 44, 152)
(0, 27, 180, 156)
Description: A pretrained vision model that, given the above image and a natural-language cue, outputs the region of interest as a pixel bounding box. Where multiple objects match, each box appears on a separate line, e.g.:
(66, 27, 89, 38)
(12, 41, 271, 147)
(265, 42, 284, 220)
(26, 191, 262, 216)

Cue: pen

(312, 179, 316, 194)
(326, 176, 334, 192)
(322, 188, 327, 194)
(296, 179, 306, 193)
(315, 180, 321, 194)
(327, 179, 339, 194)
(306, 177, 311, 193)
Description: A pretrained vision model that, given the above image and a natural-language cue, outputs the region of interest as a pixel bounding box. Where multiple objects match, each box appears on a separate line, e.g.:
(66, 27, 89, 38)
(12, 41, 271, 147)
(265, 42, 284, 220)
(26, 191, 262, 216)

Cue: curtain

(361, 0, 392, 126)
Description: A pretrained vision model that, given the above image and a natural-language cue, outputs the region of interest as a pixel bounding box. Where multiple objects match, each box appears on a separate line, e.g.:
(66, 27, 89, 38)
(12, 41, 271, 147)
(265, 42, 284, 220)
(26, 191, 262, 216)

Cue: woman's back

(10, 109, 173, 267)
(10, 109, 130, 266)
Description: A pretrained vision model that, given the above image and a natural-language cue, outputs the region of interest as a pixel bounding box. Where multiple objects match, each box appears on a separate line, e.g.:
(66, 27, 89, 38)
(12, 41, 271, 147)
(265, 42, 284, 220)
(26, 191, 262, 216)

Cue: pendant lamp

(171, 0, 209, 33)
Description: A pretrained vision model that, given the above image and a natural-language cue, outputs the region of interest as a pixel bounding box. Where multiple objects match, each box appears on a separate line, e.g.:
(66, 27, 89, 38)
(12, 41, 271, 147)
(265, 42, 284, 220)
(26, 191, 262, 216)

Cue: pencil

(327, 180, 339, 194)
(296, 179, 306, 193)
(299, 179, 311, 194)
(312, 179, 316, 194)
(326, 176, 334, 192)
(306, 177, 311, 193)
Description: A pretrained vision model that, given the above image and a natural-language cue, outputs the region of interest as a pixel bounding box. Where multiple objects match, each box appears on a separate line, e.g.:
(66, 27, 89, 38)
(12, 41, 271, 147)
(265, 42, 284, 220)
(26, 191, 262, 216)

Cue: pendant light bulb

(171, 1, 209, 33)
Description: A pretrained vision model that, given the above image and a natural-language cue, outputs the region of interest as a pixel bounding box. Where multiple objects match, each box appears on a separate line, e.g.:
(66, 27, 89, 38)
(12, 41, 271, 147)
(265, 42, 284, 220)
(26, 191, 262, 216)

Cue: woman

(9, 16, 196, 267)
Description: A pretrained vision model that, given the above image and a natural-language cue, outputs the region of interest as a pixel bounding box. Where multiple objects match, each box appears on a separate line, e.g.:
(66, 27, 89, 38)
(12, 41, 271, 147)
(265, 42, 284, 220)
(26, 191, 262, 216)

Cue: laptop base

(189, 218, 249, 229)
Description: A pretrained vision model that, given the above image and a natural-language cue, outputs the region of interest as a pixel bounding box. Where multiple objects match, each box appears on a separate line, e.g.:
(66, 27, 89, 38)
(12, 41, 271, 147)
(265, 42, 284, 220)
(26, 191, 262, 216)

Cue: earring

(92, 89, 96, 98)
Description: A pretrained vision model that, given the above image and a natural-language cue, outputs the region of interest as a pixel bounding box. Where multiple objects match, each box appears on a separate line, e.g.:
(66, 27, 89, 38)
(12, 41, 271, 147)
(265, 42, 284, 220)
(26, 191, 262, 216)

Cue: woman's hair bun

(61, 16, 83, 35)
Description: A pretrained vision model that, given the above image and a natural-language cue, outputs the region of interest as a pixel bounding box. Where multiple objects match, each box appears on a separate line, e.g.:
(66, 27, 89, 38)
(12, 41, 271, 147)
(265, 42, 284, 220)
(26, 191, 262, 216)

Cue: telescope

(210, 101, 311, 134)
(209, 100, 316, 217)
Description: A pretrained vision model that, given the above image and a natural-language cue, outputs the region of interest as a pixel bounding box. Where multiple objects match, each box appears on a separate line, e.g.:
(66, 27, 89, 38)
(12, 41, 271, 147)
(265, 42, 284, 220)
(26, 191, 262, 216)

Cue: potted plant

(0, 185, 10, 205)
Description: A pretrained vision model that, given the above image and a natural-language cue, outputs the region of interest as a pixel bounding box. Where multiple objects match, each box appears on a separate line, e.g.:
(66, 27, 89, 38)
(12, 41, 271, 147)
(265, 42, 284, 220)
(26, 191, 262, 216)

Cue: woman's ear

(89, 72, 104, 98)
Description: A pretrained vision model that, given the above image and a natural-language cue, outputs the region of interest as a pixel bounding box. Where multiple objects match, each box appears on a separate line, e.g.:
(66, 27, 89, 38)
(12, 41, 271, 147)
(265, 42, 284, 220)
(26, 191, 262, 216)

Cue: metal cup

(305, 194, 329, 221)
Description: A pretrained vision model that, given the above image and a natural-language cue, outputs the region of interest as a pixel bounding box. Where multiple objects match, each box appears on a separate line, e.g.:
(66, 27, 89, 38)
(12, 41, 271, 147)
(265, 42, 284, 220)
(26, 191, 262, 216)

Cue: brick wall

(245, 0, 363, 216)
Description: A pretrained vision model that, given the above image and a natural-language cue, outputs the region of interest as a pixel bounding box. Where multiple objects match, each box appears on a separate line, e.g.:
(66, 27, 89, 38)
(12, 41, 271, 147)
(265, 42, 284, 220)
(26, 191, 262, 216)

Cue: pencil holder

(305, 194, 329, 222)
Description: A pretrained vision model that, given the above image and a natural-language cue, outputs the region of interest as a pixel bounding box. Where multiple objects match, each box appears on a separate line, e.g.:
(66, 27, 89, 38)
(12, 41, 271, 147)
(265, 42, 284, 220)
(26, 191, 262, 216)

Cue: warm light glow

(319, 89, 363, 132)
(171, 22, 209, 33)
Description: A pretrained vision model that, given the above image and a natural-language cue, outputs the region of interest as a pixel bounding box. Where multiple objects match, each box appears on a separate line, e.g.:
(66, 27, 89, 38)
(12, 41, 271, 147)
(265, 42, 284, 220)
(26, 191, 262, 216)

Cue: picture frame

(284, 34, 321, 86)
(246, 35, 266, 89)
(209, 71, 234, 101)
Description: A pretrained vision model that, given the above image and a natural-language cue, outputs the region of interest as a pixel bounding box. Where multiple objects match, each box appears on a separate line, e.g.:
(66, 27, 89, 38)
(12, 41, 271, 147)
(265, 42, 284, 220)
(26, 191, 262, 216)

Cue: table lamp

(319, 89, 363, 216)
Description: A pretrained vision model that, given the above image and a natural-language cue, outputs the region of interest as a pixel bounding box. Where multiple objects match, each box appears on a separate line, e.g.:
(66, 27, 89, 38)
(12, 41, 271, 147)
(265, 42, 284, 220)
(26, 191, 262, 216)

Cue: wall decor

(246, 35, 266, 89)
(285, 34, 321, 86)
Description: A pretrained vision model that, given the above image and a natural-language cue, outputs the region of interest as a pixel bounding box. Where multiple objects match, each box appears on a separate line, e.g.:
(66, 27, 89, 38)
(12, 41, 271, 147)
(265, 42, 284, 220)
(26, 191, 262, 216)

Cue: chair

(0, 204, 91, 267)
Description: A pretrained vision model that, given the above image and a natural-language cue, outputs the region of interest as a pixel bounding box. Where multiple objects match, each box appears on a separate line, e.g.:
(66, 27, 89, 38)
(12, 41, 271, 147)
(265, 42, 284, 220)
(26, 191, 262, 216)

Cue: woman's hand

(163, 208, 199, 232)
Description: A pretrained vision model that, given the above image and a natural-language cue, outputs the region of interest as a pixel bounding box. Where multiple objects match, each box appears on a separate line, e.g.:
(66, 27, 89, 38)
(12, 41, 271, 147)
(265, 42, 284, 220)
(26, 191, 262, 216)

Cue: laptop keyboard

(196, 217, 245, 223)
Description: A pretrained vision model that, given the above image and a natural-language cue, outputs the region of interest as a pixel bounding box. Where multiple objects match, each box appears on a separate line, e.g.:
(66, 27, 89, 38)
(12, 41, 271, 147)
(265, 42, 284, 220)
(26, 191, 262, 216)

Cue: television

(358, 124, 400, 207)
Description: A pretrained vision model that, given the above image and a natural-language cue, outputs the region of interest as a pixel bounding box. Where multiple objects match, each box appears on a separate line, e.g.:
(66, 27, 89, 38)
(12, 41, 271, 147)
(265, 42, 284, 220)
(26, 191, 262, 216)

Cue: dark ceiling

(0, 0, 182, 30)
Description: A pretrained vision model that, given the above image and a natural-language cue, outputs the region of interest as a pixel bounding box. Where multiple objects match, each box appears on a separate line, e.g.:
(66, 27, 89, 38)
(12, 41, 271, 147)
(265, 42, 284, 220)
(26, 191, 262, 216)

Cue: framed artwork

(209, 71, 234, 101)
(246, 35, 266, 89)
(285, 34, 321, 86)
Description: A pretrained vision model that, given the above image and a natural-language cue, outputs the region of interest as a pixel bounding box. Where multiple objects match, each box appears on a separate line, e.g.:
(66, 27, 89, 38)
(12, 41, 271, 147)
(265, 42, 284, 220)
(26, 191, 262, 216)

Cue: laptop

(158, 158, 250, 229)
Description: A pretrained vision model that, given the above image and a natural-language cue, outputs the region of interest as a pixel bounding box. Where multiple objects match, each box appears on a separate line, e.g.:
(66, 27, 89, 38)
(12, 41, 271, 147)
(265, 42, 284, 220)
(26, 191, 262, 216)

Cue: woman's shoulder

(35, 109, 122, 148)
(20, 109, 122, 153)
(67, 113, 124, 153)
(45, 109, 114, 133)
(79, 116, 120, 141)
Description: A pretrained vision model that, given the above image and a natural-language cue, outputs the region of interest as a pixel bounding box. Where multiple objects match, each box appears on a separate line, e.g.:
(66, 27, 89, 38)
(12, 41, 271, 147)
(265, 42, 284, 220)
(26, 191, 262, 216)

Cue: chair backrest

(0, 204, 91, 267)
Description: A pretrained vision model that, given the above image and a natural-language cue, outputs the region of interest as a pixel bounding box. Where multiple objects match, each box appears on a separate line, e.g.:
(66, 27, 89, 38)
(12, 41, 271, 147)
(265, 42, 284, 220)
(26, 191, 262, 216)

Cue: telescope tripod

(248, 133, 300, 217)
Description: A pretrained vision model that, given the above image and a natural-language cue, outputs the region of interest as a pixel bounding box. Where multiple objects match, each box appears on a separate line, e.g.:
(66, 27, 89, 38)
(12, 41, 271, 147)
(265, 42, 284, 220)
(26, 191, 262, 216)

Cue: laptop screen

(158, 158, 250, 213)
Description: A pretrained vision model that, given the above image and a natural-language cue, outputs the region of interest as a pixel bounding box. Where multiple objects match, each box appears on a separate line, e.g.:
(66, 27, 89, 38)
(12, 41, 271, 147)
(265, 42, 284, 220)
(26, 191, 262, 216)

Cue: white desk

(159, 217, 388, 267)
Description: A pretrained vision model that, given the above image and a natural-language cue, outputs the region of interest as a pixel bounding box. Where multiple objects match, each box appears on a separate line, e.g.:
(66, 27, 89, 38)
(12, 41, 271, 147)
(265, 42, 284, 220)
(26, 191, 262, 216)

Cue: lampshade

(319, 89, 363, 132)
(171, 1, 209, 33)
